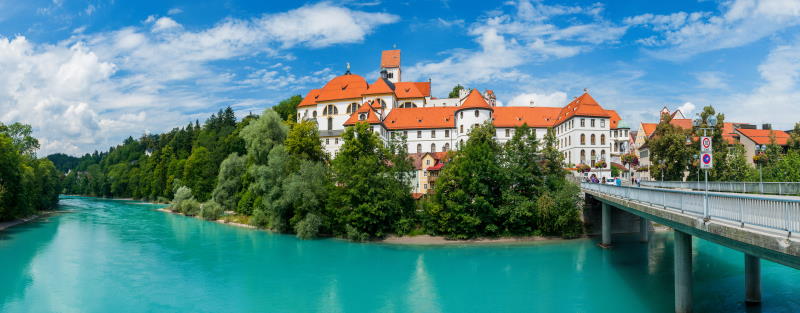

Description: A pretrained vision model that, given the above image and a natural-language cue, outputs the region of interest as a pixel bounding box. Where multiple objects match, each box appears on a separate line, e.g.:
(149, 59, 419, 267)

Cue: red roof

(670, 119, 693, 130)
(384, 107, 457, 130)
(458, 89, 493, 111)
(298, 89, 321, 107)
(381, 50, 400, 68)
(492, 106, 561, 128)
(343, 102, 381, 126)
(641, 123, 657, 137)
(554, 92, 610, 126)
(394, 82, 427, 99)
(411, 193, 423, 200)
(316, 74, 368, 102)
(736, 129, 790, 145)
(607, 110, 621, 129)
(365, 78, 394, 95)
(428, 162, 444, 171)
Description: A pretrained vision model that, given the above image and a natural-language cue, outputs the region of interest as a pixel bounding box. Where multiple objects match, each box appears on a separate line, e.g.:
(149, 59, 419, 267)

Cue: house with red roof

(735, 128, 791, 165)
(296, 50, 629, 180)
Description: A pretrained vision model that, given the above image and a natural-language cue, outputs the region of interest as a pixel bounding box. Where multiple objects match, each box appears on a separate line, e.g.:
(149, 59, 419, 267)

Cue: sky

(1, 0, 799, 156)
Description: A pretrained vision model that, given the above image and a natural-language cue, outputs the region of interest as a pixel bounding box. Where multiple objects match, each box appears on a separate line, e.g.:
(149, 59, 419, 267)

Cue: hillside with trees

(0, 122, 61, 221)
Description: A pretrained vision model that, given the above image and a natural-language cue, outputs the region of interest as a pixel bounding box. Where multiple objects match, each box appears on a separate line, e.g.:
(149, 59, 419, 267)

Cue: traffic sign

(700, 153, 713, 169)
(700, 136, 712, 152)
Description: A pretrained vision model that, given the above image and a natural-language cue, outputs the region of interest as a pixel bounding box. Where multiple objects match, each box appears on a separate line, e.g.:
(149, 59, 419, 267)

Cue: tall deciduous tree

(212, 153, 247, 211)
(273, 95, 302, 122)
(649, 113, 692, 181)
(240, 109, 288, 165)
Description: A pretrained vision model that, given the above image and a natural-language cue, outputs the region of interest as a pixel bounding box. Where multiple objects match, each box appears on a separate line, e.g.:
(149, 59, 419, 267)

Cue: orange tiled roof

(381, 50, 400, 68)
(492, 106, 561, 128)
(365, 78, 394, 95)
(343, 102, 381, 126)
(607, 110, 621, 129)
(316, 74, 368, 102)
(414, 82, 431, 97)
(384, 107, 457, 130)
(641, 123, 657, 136)
(298, 89, 321, 107)
(554, 92, 610, 126)
(458, 89, 493, 110)
(670, 119, 693, 130)
(395, 82, 427, 99)
(736, 129, 790, 145)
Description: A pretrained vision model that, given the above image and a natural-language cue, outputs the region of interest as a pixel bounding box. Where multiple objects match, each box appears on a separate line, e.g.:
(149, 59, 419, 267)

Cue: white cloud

(626, 0, 800, 59)
(676, 102, 696, 117)
(167, 8, 183, 15)
(405, 0, 626, 95)
(506, 91, 568, 107)
(693, 71, 728, 89)
(0, 3, 398, 156)
(85, 4, 95, 16)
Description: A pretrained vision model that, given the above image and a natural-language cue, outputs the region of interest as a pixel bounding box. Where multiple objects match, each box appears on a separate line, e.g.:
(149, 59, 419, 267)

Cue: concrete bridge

(581, 183, 800, 313)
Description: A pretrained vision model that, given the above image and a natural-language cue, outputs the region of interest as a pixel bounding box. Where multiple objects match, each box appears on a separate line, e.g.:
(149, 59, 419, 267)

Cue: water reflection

(407, 254, 441, 313)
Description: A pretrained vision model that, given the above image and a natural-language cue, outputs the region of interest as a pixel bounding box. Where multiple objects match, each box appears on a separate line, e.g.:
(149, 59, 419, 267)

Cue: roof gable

(384, 107, 457, 129)
(459, 89, 492, 110)
(365, 78, 395, 95)
(381, 50, 400, 68)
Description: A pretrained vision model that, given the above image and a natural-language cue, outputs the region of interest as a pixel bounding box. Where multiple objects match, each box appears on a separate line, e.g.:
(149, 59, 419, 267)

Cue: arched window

(312, 110, 317, 118)
(580, 134, 586, 145)
(431, 143, 436, 152)
(443, 143, 450, 151)
(591, 150, 596, 166)
(346, 103, 358, 114)
(323, 104, 338, 116)
(600, 134, 606, 145)
(460, 125, 464, 133)
(327, 117, 333, 130)
(568, 136, 571, 146)
(600, 150, 606, 161)
(474, 110, 479, 117)
(416, 143, 422, 153)
(358, 113, 367, 121)
(580, 150, 586, 163)
(590, 134, 596, 145)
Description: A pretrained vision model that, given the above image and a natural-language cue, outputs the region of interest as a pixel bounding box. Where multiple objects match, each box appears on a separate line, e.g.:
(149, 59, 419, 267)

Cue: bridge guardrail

(582, 183, 800, 235)
(639, 181, 800, 196)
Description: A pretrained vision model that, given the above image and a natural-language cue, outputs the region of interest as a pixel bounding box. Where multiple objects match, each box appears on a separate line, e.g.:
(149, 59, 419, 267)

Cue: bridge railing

(582, 183, 800, 234)
(639, 180, 800, 196)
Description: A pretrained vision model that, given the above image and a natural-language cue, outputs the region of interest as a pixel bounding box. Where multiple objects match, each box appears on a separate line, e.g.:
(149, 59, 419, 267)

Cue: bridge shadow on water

(598, 230, 800, 313)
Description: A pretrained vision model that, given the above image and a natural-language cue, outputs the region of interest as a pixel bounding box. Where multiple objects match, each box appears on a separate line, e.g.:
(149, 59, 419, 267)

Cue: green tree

(497, 124, 542, 234)
(648, 114, 692, 181)
(448, 84, 464, 98)
(240, 109, 288, 165)
(183, 147, 216, 201)
(285, 120, 327, 162)
(212, 153, 247, 211)
(330, 122, 413, 240)
(0, 134, 22, 220)
(273, 95, 302, 122)
(0, 122, 40, 157)
(429, 122, 504, 239)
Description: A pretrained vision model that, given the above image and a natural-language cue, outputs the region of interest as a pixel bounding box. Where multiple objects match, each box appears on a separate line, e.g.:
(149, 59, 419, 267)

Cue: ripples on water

(0, 196, 798, 313)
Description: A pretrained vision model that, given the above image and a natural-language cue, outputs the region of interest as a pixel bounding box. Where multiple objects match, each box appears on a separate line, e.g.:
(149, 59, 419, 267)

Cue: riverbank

(156, 208, 255, 229)
(380, 234, 580, 245)
(0, 213, 52, 231)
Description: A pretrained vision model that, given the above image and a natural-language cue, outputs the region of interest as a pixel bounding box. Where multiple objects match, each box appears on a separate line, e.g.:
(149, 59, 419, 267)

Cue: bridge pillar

(601, 202, 611, 247)
(639, 218, 649, 242)
(674, 230, 693, 313)
(745, 254, 761, 305)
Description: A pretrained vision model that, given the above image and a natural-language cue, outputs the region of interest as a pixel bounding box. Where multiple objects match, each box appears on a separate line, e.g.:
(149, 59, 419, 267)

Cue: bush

(295, 213, 322, 239)
(251, 207, 269, 228)
(199, 201, 224, 221)
(345, 224, 369, 242)
(173, 186, 193, 204)
(176, 199, 200, 216)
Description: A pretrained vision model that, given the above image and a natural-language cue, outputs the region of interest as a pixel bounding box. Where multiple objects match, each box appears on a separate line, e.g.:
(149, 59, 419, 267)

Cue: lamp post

(693, 114, 718, 220)
(758, 145, 766, 193)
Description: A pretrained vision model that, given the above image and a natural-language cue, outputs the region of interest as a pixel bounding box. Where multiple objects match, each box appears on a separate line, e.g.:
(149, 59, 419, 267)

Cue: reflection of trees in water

(0, 218, 59, 307)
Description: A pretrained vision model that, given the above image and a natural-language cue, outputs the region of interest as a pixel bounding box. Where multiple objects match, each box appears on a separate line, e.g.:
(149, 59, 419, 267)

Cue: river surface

(1, 196, 799, 313)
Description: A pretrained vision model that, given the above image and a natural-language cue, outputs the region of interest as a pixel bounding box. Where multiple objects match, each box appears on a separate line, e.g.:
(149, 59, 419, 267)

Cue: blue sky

(1, 0, 799, 156)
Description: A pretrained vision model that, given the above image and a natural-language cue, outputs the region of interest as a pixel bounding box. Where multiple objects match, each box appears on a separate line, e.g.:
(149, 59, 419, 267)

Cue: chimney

(762, 123, 772, 130)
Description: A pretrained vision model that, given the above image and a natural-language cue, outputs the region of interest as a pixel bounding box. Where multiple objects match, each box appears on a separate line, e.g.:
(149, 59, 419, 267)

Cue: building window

(417, 143, 422, 153)
(460, 112, 463, 119)
(474, 110, 479, 117)
(431, 130, 436, 138)
(326, 138, 330, 145)
(591, 150, 596, 166)
(445, 129, 450, 138)
(417, 131, 422, 139)
(431, 143, 436, 152)
(580, 150, 586, 163)
(327, 118, 333, 130)
(401, 102, 416, 108)
(323, 104, 338, 116)
(313, 111, 317, 118)
(601, 119, 606, 128)
(426, 159, 430, 165)
(460, 125, 464, 133)
(568, 136, 571, 146)
(424, 183, 428, 189)
(580, 134, 586, 145)
(590, 134, 596, 145)
(580, 119, 585, 127)
(443, 143, 449, 151)
(601, 150, 606, 161)
(505, 129, 510, 137)
(600, 134, 606, 145)
(346, 103, 358, 114)
(335, 138, 339, 144)
(591, 119, 596, 127)
(403, 131, 408, 138)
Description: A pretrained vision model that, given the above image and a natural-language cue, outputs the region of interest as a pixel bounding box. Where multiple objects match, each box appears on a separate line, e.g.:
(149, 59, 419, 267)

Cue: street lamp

(758, 145, 766, 193)
(694, 113, 718, 220)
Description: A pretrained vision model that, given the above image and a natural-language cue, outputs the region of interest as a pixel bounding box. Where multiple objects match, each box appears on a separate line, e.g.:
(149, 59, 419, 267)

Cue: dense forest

(0, 123, 61, 221)
(51, 95, 583, 240)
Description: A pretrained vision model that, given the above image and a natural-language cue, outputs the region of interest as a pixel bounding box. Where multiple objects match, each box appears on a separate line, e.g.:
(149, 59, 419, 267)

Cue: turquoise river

(1, 196, 799, 313)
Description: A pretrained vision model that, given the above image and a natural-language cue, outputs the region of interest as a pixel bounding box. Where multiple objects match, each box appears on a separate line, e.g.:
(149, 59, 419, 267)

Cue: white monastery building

(296, 50, 628, 181)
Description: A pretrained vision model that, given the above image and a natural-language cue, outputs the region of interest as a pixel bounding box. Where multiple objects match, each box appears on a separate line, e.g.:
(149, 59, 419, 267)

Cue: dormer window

(359, 113, 367, 121)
